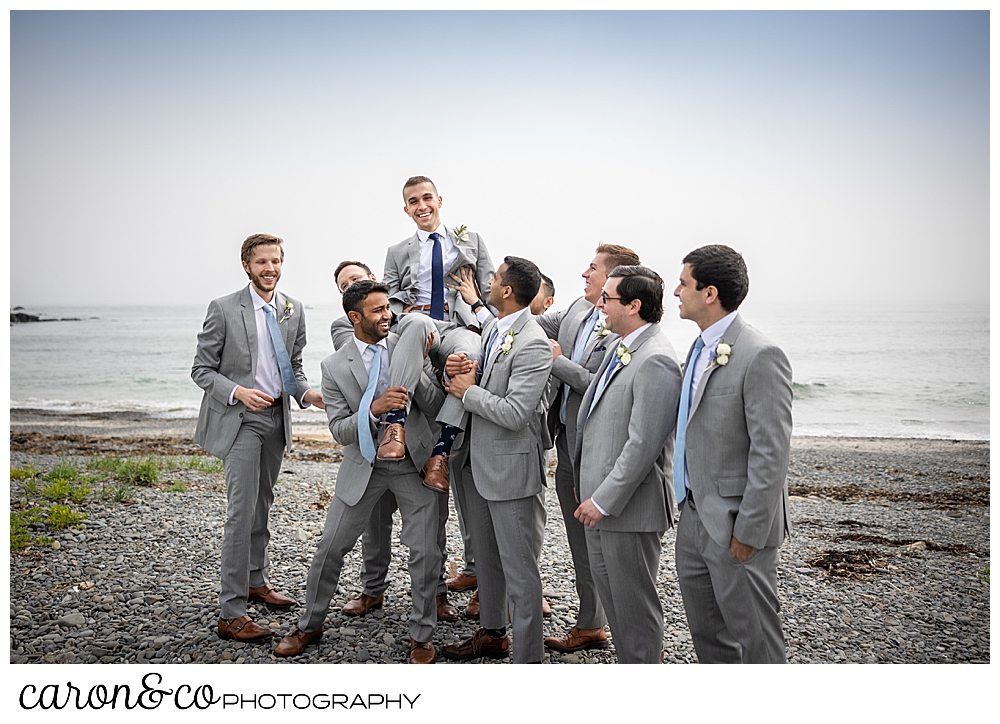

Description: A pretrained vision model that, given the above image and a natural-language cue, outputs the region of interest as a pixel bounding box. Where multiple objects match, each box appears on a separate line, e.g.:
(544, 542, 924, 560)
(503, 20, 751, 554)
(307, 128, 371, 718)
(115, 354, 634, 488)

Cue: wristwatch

(471, 300, 484, 312)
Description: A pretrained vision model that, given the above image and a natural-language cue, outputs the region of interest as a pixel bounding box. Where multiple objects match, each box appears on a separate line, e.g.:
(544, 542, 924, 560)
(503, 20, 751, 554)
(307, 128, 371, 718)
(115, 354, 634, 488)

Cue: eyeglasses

(600, 291, 623, 304)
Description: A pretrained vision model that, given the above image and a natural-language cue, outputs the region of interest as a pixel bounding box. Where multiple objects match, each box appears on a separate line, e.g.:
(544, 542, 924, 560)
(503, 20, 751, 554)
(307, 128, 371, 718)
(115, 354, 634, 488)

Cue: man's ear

(628, 298, 642, 317)
(347, 310, 361, 325)
(703, 285, 719, 306)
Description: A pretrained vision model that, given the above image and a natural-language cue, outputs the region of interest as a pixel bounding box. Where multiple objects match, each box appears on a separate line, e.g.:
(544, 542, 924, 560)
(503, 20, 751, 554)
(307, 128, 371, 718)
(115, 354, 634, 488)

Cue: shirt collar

(353, 335, 389, 357)
(249, 283, 276, 312)
(620, 322, 652, 349)
(700, 310, 738, 350)
(416, 224, 447, 244)
(494, 306, 529, 339)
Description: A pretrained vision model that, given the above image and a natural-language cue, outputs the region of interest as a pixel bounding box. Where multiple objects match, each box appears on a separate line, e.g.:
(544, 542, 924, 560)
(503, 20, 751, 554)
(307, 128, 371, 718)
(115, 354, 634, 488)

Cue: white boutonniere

(708, 339, 732, 368)
(452, 224, 470, 243)
(500, 328, 517, 355)
(615, 342, 634, 366)
(279, 300, 293, 323)
(595, 320, 609, 338)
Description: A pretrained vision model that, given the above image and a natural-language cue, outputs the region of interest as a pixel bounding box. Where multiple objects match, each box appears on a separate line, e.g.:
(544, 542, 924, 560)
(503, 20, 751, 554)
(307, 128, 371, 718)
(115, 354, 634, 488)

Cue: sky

(9, 10, 990, 309)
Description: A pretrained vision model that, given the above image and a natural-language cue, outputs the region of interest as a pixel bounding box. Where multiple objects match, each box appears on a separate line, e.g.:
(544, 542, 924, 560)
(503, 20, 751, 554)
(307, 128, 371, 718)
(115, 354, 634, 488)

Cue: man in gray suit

(192, 233, 323, 642)
(574, 266, 681, 664)
(274, 280, 444, 664)
(535, 243, 639, 653)
(329, 261, 460, 623)
(382, 175, 496, 493)
(672, 244, 793, 664)
(439, 257, 552, 663)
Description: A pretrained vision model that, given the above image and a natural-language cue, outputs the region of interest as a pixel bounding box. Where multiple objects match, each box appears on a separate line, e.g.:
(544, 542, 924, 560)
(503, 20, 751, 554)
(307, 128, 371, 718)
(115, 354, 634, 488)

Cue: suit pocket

(208, 396, 228, 414)
(705, 385, 736, 397)
(717, 476, 748, 497)
(493, 438, 532, 455)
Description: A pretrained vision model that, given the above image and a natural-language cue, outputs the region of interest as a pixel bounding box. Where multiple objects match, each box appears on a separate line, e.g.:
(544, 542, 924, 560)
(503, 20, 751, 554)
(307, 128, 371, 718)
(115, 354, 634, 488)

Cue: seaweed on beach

(808, 549, 891, 579)
(787, 482, 989, 509)
(832, 534, 978, 555)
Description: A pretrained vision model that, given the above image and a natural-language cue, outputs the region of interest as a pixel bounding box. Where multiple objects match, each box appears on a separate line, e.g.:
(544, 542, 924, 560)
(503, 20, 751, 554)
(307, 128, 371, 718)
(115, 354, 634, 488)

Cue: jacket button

(239, 413, 243, 418)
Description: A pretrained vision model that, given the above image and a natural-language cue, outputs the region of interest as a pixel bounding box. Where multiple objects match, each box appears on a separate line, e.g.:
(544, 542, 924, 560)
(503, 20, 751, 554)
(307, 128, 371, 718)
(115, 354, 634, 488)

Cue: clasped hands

(235, 386, 323, 411)
(443, 353, 478, 400)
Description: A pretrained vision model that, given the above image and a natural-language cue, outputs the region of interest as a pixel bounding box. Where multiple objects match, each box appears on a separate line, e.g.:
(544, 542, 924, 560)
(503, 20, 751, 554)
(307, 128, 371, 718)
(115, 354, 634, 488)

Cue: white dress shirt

(414, 224, 459, 305)
(228, 283, 299, 406)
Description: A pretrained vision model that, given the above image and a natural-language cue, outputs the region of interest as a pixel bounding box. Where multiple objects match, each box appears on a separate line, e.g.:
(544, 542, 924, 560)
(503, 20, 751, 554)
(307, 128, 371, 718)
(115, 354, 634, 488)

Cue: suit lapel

(446, 227, 477, 275)
(346, 342, 369, 392)
(275, 291, 292, 351)
(588, 324, 658, 412)
(240, 287, 258, 381)
(689, 314, 745, 419)
(405, 235, 421, 292)
(560, 298, 593, 351)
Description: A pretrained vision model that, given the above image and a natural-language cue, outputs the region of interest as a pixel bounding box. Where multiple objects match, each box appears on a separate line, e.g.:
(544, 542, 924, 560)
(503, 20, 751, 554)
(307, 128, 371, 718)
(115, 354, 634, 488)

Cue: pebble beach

(8, 410, 990, 665)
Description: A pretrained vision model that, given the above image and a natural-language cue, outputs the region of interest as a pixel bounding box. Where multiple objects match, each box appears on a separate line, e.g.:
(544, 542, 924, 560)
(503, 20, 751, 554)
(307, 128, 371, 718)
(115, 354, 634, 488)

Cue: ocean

(8, 300, 989, 441)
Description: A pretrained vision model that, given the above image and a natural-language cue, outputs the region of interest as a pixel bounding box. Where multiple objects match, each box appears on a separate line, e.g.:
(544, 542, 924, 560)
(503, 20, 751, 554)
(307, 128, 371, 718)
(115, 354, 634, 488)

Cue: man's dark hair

(334, 260, 372, 285)
(608, 265, 664, 324)
(402, 175, 437, 194)
(540, 273, 555, 299)
(342, 280, 389, 317)
(682, 244, 749, 312)
(500, 256, 542, 307)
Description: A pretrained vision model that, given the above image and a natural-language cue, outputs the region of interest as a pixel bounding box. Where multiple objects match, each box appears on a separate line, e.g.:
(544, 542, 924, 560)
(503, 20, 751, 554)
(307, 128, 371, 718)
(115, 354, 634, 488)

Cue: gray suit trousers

(585, 526, 663, 664)
(299, 458, 441, 643)
(554, 428, 606, 630)
(675, 501, 786, 664)
(401, 312, 482, 429)
(220, 406, 285, 619)
(458, 470, 544, 664)
(448, 443, 476, 576)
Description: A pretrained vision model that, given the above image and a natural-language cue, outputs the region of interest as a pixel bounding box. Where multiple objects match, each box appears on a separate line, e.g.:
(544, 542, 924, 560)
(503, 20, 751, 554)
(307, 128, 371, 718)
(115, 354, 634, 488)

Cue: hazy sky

(10, 10, 989, 308)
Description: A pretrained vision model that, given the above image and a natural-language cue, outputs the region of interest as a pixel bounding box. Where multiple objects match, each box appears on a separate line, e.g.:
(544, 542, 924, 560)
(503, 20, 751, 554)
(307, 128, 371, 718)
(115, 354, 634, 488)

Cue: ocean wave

(792, 381, 827, 399)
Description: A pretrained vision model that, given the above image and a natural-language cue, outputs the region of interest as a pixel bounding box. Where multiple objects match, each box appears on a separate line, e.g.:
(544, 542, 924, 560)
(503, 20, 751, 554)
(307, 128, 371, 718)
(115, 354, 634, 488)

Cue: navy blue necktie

(430, 232, 445, 320)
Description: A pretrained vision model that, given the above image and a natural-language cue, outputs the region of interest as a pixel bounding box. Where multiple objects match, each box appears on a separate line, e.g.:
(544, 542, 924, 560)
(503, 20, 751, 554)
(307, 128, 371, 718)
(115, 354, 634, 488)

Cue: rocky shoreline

(8, 411, 990, 665)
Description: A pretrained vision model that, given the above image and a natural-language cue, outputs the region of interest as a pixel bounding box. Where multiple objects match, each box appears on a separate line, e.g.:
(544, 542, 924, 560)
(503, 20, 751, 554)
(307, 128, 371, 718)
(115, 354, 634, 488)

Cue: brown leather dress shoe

(274, 627, 323, 657)
(342, 593, 384, 616)
(543, 626, 609, 653)
(442, 628, 510, 660)
(376, 423, 406, 460)
(421, 455, 449, 493)
(542, 597, 552, 617)
(217, 616, 274, 642)
(465, 589, 480, 619)
(436, 593, 459, 621)
(446, 571, 478, 591)
(248, 585, 297, 609)
(409, 638, 437, 664)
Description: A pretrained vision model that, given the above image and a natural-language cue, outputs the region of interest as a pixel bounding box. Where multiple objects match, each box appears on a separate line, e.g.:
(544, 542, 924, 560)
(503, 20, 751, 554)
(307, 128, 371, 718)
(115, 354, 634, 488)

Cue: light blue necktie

(484, 325, 500, 364)
(673, 335, 705, 505)
(561, 307, 600, 424)
(358, 344, 382, 463)
(262, 304, 297, 396)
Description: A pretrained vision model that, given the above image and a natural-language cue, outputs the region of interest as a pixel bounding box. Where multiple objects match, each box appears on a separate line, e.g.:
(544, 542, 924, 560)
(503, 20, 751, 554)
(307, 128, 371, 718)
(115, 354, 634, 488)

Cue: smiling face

(403, 181, 443, 232)
(597, 276, 628, 335)
(487, 263, 508, 310)
(582, 252, 613, 305)
(243, 243, 283, 301)
(352, 291, 393, 344)
(336, 264, 377, 294)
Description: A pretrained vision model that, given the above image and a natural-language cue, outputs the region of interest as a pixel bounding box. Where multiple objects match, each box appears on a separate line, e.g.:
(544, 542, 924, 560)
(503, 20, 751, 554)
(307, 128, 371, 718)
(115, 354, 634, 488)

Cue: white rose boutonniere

(452, 224, 470, 243)
(709, 339, 732, 368)
(615, 342, 634, 367)
(500, 328, 517, 355)
(279, 301, 293, 323)
(595, 320, 609, 338)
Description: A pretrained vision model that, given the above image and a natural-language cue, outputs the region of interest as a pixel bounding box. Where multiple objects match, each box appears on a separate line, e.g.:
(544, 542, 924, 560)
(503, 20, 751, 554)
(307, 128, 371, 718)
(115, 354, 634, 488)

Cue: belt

(266, 397, 282, 408)
(407, 303, 449, 313)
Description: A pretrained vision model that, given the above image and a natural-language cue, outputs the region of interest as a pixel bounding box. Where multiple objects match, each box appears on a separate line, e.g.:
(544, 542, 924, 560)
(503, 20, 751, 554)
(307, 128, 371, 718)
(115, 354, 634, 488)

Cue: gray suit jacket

(681, 314, 793, 551)
(192, 286, 312, 460)
(321, 332, 445, 507)
(536, 296, 620, 453)
(462, 311, 553, 502)
(574, 324, 681, 533)
(382, 227, 495, 329)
